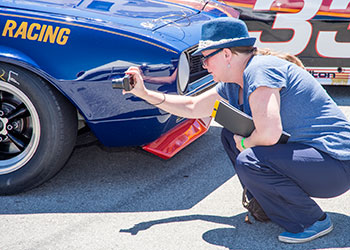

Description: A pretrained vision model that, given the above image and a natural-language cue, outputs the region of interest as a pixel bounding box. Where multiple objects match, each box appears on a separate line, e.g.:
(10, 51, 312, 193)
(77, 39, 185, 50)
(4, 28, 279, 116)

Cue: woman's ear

(223, 48, 232, 61)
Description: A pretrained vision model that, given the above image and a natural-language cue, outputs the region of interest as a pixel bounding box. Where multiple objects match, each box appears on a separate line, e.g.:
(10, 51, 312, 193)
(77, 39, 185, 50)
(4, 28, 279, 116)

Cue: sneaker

(278, 214, 333, 244)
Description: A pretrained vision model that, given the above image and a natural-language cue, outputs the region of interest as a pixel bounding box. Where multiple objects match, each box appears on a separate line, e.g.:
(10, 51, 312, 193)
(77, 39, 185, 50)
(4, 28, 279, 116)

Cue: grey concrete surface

(1, 86, 350, 250)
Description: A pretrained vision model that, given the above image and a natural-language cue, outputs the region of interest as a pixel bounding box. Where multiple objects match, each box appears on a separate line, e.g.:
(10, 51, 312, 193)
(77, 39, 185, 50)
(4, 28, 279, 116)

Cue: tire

(0, 63, 77, 195)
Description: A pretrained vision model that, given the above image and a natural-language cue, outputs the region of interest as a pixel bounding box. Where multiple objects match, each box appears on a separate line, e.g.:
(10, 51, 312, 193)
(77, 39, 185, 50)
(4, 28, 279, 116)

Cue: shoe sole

(278, 224, 334, 244)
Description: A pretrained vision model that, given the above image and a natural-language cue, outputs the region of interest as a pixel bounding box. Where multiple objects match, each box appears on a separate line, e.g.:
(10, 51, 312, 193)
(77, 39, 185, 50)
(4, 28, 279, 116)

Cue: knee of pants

(235, 149, 258, 182)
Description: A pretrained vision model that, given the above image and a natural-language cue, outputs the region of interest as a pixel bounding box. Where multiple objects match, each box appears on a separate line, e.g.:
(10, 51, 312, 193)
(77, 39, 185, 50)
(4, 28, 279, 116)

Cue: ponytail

(229, 46, 305, 69)
(254, 48, 305, 69)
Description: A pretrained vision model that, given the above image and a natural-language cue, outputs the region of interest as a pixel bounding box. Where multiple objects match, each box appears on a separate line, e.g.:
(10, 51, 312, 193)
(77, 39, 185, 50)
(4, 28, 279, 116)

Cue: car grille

(186, 45, 208, 83)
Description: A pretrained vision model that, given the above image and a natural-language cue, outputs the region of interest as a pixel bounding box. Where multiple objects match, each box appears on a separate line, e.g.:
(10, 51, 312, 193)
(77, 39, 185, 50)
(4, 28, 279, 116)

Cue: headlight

(177, 52, 190, 94)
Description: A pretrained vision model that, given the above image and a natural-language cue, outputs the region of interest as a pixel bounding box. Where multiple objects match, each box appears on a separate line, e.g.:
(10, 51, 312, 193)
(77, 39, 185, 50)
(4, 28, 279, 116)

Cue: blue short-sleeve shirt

(216, 55, 350, 160)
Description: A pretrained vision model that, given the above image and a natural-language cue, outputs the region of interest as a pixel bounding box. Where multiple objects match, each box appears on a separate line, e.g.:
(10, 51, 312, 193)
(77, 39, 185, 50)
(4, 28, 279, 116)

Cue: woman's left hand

(234, 134, 245, 152)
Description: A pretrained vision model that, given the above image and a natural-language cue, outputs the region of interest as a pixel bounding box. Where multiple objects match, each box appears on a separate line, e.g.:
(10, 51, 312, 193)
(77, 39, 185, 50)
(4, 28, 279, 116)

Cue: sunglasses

(201, 48, 224, 67)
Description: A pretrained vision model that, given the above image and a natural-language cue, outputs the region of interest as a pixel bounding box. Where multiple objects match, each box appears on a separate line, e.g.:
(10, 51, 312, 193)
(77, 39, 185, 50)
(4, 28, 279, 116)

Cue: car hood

(1, 0, 206, 30)
(79, 0, 204, 30)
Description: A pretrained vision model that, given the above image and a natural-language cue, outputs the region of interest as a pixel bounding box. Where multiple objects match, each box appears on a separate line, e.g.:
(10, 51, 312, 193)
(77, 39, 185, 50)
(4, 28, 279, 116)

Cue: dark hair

(229, 46, 305, 69)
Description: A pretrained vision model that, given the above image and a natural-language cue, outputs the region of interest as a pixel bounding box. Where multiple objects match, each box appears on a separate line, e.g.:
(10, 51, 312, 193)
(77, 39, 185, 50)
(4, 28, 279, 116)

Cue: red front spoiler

(142, 117, 211, 159)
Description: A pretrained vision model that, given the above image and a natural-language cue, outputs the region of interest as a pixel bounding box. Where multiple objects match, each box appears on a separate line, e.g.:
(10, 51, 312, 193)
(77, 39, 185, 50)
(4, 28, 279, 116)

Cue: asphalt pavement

(1, 86, 350, 250)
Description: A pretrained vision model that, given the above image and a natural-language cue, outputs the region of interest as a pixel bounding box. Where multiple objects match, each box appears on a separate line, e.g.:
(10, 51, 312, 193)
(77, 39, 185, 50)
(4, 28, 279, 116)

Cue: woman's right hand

(123, 66, 147, 97)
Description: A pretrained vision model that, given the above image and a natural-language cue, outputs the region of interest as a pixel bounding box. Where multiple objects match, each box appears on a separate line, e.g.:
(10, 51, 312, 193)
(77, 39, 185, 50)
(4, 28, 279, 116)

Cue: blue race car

(0, 0, 239, 194)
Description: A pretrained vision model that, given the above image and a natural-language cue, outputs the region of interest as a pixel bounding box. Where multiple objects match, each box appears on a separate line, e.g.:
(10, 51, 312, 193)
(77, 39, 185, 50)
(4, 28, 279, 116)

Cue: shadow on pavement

(0, 126, 235, 214)
(120, 212, 350, 250)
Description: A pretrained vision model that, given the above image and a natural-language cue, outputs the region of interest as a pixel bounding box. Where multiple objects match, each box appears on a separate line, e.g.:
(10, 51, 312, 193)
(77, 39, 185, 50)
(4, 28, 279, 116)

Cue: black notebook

(211, 100, 290, 144)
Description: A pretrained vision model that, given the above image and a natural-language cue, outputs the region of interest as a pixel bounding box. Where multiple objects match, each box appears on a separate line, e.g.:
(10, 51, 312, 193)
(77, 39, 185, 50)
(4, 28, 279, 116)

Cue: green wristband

(241, 138, 247, 150)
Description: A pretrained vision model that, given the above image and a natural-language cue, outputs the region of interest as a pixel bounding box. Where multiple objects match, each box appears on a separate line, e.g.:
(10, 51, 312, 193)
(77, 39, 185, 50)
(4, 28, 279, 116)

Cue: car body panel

(221, 0, 350, 86)
(0, 0, 237, 148)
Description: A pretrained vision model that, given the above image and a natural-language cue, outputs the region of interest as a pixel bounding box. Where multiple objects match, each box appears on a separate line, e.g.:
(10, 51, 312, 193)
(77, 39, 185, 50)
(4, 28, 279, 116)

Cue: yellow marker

(211, 100, 220, 118)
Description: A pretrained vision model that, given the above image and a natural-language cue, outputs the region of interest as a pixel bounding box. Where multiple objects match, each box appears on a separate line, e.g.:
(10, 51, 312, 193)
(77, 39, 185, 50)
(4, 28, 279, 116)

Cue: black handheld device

(112, 75, 134, 91)
(212, 100, 290, 144)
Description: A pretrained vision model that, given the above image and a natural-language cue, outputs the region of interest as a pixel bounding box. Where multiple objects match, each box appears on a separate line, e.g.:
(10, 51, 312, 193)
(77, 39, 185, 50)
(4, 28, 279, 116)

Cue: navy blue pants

(221, 128, 350, 233)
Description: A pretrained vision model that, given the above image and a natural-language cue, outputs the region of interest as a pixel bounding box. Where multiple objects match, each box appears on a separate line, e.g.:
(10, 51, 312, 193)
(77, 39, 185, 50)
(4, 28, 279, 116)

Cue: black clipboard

(211, 100, 290, 144)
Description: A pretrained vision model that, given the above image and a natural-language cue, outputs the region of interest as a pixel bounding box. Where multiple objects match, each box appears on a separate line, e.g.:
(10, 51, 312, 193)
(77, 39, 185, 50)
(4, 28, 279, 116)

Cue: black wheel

(0, 63, 77, 195)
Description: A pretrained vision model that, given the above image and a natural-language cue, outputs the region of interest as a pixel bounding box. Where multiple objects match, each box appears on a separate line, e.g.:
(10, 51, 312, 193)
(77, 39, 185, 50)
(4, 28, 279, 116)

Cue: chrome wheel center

(0, 117, 8, 136)
(0, 80, 41, 175)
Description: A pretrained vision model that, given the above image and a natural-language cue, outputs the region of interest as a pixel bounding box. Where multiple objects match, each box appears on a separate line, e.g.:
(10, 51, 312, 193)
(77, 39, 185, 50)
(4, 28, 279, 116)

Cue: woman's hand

(123, 66, 147, 97)
(234, 134, 245, 152)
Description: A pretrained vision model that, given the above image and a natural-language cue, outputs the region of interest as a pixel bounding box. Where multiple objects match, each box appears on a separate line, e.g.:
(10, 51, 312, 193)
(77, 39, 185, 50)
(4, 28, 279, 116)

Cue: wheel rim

(0, 80, 41, 174)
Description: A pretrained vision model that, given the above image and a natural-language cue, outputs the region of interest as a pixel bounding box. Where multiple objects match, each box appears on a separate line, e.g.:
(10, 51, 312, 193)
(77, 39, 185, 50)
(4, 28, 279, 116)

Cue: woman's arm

(125, 66, 224, 119)
(234, 86, 283, 150)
